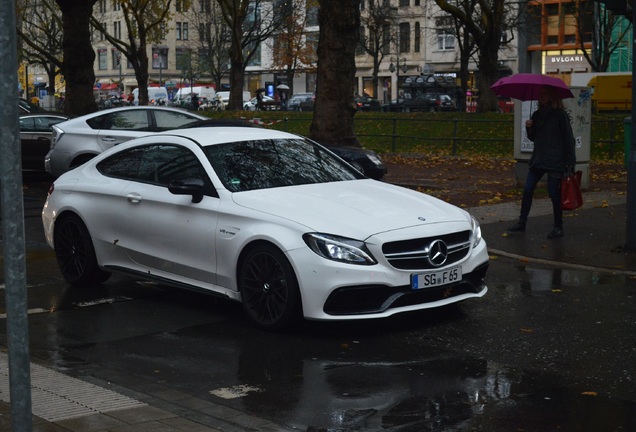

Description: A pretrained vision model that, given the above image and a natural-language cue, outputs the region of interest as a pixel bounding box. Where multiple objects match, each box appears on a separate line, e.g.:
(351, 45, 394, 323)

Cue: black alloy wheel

(239, 244, 301, 331)
(53, 214, 111, 286)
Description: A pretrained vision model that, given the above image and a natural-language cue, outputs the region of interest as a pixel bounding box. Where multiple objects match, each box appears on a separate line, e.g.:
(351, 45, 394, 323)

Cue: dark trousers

(519, 168, 563, 228)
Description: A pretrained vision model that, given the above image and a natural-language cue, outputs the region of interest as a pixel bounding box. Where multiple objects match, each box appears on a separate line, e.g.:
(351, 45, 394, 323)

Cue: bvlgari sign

(545, 54, 590, 72)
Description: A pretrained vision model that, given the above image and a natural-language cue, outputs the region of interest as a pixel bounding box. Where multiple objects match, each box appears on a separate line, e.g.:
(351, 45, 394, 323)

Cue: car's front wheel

(54, 213, 111, 286)
(239, 244, 302, 331)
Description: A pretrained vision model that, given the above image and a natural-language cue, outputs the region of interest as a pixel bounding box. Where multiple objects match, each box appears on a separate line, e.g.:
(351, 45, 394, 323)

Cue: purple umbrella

(490, 73, 574, 101)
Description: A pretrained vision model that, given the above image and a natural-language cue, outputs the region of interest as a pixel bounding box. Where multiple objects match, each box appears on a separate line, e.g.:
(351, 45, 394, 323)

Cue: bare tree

(187, 1, 232, 89)
(444, 2, 479, 96)
(267, 0, 319, 95)
(433, 0, 513, 112)
(91, 0, 174, 106)
(309, 0, 360, 148)
(575, 1, 632, 72)
(16, 0, 64, 100)
(55, 0, 98, 116)
(215, 0, 285, 110)
(358, 1, 395, 99)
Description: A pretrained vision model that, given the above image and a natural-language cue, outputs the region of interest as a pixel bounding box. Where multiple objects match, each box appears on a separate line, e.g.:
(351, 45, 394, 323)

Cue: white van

(132, 87, 168, 105)
(175, 86, 216, 101)
(216, 91, 251, 108)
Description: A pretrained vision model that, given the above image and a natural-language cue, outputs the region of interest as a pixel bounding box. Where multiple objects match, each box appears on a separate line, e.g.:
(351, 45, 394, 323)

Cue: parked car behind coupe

(44, 106, 206, 177)
(19, 113, 69, 171)
(42, 126, 489, 331)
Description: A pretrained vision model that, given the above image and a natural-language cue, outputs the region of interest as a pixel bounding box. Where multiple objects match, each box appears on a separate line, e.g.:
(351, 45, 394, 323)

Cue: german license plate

(411, 267, 462, 290)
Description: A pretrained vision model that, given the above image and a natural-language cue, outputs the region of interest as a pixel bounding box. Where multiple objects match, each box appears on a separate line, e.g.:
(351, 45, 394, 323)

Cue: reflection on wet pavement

(4, 248, 635, 431)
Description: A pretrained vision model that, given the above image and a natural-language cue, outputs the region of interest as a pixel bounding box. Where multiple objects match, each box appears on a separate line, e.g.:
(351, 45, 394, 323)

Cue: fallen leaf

(581, 391, 598, 396)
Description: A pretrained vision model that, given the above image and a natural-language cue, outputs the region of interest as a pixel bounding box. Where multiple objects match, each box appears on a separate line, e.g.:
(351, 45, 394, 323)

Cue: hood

(231, 180, 469, 239)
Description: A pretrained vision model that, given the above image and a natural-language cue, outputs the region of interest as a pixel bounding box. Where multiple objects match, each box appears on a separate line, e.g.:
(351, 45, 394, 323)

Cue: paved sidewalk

(1, 192, 634, 432)
(467, 190, 636, 275)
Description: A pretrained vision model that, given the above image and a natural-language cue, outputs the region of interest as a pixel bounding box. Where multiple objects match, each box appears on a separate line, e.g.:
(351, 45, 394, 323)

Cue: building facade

(23, 0, 631, 105)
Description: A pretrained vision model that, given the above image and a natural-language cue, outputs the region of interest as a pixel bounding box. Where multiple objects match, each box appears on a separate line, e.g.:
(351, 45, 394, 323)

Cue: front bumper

(288, 235, 489, 321)
(323, 262, 488, 315)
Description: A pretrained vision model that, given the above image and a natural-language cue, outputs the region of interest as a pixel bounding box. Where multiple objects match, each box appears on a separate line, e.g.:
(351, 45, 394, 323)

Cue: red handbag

(561, 170, 583, 210)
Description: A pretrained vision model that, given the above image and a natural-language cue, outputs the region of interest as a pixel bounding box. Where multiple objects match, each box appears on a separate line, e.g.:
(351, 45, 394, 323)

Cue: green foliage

(198, 110, 627, 162)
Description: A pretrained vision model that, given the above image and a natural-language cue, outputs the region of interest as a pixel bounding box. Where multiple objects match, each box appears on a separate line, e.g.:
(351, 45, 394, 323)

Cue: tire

(239, 244, 302, 331)
(53, 213, 111, 286)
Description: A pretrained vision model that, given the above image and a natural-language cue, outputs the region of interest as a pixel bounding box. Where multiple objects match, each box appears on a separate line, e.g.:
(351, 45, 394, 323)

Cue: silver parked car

(44, 106, 206, 177)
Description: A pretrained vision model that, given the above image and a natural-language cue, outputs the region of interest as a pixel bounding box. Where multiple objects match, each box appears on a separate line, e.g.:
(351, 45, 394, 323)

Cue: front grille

(382, 230, 471, 270)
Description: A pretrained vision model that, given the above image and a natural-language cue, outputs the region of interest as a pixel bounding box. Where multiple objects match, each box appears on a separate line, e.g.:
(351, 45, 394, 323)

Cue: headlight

(366, 153, 383, 166)
(303, 233, 377, 265)
(471, 216, 482, 248)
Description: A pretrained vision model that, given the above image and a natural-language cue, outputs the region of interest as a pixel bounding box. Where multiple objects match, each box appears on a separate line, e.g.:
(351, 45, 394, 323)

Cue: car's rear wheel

(54, 213, 111, 286)
(239, 244, 302, 331)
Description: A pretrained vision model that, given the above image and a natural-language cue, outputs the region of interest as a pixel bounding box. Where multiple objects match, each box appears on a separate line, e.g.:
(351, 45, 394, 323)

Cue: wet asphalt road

(1, 176, 635, 431)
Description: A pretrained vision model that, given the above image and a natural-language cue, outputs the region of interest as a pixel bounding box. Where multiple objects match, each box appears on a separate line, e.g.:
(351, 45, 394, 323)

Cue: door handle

(126, 193, 142, 204)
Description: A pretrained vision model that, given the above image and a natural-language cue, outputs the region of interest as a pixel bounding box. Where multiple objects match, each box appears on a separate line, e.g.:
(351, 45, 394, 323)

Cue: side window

(140, 145, 206, 186)
(19, 117, 35, 132)
(153, 110, 200, 131)
(97, 144, 217, 197)
(97, 146, 147, 179)
(86, 110, 150, 131)
(34, 116, 63, 132)
(109, 110, 151, 131)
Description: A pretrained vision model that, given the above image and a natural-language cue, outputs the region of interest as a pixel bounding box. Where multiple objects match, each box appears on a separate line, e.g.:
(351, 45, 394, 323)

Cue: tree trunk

(228, 55, 245, 110)
(135, 45, 150, 106)
(56, 0, 97, 117)
(309, 0, 360, 148)
(476, 42, 500, 113)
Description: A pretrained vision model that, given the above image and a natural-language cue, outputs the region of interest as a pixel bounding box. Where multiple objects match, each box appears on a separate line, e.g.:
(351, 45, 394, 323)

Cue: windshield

(203, 138, 362, 192)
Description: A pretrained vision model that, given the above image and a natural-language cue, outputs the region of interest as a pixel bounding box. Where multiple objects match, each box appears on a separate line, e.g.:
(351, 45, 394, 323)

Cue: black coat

(526, 106, 576, 172)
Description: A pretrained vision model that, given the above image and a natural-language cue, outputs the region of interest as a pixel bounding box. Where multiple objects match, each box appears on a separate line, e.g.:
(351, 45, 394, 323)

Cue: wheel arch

(235, 239, 304, 330)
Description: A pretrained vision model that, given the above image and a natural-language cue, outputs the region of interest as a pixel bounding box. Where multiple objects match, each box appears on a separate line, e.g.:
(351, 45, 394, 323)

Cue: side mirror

(168, 177, 205, 203)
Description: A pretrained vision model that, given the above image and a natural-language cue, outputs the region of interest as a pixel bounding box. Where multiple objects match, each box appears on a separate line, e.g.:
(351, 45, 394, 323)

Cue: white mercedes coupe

(42, 126, 489, 330)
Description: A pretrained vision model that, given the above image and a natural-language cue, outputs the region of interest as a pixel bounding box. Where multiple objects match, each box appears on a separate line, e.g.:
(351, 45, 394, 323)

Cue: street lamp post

(118, 53, 122, 93)
(389, 57, 408, 98)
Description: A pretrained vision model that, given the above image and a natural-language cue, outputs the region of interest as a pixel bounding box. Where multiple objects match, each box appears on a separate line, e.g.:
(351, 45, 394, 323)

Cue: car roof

(154, 126, 300, 147)
(58, 106, 207, 125)
(19, 113, 68, 119)
(74, 105, 206, 120)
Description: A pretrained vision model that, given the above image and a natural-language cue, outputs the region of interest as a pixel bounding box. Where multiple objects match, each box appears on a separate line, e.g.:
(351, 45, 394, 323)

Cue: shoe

(508, 222, 526, 232)
(547, 227, 564, 239)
